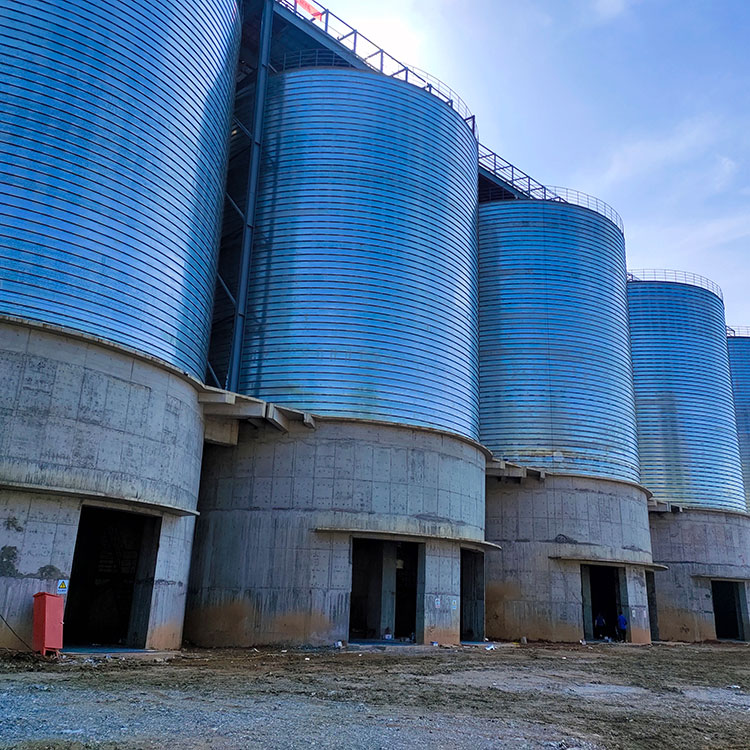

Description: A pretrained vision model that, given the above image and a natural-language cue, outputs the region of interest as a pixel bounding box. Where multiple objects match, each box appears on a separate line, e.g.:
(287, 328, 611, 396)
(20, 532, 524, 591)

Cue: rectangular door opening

(581, 564, 624, 641)
(645, 570, 659, 641)
(394, 542, 418, 640)
(460, 549, 484, 642)
(711, 580, 746, 640)
(349, 538, 420, 643)
(64, 506, 160, 648)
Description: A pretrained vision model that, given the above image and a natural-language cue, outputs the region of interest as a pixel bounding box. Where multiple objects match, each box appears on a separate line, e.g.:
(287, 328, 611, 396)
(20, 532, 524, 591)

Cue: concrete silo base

(649, 508, 750, 642)
(0, 317, 204, 650)
(485, 474, 653, 643)
(185, 419, 487, 647)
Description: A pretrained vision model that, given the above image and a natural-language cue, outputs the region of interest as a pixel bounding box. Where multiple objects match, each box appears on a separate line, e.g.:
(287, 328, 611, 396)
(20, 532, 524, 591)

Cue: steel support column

(226, 0, 274, 393)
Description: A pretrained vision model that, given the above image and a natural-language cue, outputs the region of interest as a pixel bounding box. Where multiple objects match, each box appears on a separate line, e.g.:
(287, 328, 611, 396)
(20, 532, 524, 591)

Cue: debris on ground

(2, 643, 749, 749)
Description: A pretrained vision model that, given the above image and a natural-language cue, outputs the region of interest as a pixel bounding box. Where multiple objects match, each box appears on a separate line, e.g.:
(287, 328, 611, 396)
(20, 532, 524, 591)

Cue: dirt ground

(2, 642, 750, 749)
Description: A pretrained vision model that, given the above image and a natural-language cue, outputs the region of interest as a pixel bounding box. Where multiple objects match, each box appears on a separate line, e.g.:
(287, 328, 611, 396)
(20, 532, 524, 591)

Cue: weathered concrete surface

(186, 420, 485, 647)
(420, 540, 462, 645)
(0, 319, 204, 512)
(0, 319, 205, 649)
(145, 514, 196, 650)
(0, 491, 195, 651)
(623, 566, 651, 644)
(650, 508, 750, 641)
(0, 491, 79, 649)
(485, 474, 653, 642)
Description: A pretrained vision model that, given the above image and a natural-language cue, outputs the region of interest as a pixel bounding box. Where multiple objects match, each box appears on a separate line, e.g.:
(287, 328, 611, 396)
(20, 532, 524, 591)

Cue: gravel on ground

(2, 642, 750, 749)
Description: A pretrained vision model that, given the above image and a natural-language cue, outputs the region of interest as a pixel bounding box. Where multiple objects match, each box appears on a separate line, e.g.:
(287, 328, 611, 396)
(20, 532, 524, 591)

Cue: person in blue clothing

(617, 612, 628, 642)
(594, 612, 606, 640)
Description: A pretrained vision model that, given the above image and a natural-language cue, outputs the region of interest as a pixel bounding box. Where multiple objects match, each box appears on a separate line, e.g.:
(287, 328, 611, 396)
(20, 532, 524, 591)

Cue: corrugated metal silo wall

(628, 281, 746, 510)
(238, 68, 479, 439)
(478, 200, 640, 482)
(727, 336, 750, 506)
(0, 0, 240, 378)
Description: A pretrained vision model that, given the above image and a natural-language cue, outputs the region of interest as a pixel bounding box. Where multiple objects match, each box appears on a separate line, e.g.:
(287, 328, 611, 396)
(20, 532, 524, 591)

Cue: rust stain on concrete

(629, 625, 651, 644)
(655, 606, 714, 642)
(268, 610, 335, 645)
(146, 620, 184, 650)
(184, 600, 258, 647)
(423, 626, 459, 646)
(185, 599, 338, 647)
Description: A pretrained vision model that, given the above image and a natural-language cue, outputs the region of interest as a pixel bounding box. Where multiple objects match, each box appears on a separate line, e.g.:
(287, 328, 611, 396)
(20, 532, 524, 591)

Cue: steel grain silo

(727, 329, 750, 507)
(0, 0, 240, 378)
(478, 199, 639, 482)
(0, 0, 239, 651)
(628, 271, 745, 511)
(479, 196, 653, 646)
(239, 68, 479, 439)
(186, 64, 487, 649)
(635, 275, 750, 643)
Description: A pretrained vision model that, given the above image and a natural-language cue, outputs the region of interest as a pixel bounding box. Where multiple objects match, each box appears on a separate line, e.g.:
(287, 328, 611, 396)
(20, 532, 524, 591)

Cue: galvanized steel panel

(728, 335, 750, 505)
(0, 0, 239, 377)
(628, 280, 746, 511)
(479, 200, 640, 482)
(240, 69, 479, 439)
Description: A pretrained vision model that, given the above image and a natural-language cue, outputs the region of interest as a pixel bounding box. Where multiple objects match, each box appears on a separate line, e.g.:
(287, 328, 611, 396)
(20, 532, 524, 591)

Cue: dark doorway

(394, 542, 418, 639)
(64, 506, 160, 647)
(349, 539, 383, 640)
(711, 580, 745, 640)
(349, 538, 420, 642)
(460, 549, 484, 641)
(582, 564, 623, 641)
(646, 571, 659, 641)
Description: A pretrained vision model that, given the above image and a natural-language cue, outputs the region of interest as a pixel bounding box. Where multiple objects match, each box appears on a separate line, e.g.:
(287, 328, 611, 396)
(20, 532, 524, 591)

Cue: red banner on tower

(296, 0, 323, 21)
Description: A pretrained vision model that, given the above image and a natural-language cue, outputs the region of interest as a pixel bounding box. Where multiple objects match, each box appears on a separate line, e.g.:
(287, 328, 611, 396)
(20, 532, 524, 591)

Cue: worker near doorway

(594, 612, 606, 640)
(617, 612, 628, 642)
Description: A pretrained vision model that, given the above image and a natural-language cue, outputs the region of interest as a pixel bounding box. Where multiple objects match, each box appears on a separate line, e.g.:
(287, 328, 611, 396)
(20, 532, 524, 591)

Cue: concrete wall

(185, 419, 486, 646)
(649, 508, 750, 641)
(485, 474, 653, 643)
(0, 490, 79, 649)
(0, 317, 204, 512)
(0, 491, 195, 650)
(146, 514, 197, 649)
(419, 541, 463, 645)
(0, 318, 204, 649)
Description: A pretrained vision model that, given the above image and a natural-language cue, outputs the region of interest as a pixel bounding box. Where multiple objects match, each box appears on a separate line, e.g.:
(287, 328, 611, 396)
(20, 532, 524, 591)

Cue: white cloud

(627, 211, 750, 267)
(626, 209, 750, 321)
(592, 0, 631, 21)
(575, 116, 720, 193)
(710, 155, 739, 192)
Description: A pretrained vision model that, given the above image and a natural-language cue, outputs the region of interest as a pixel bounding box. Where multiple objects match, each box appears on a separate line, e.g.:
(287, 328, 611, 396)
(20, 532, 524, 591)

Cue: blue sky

(323, 0, 750, 323)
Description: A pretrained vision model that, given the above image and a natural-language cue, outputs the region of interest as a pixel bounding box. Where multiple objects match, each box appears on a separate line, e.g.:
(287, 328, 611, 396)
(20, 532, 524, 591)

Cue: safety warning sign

(56, 579, 69, 595)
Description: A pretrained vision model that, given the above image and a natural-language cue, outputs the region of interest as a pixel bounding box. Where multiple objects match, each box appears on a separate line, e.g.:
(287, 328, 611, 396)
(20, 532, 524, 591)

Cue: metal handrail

(274, 0, 625, 228)
(727, 326, 750, 338)
(275, 0, 476, 135)
(273, 49, 355, 71)
(547, 186, 623, 233)
(476, 149, 623, 231)
(478, 143, 561, 202)
(407, 65, 473, 123)
(627, 269, 724, 300)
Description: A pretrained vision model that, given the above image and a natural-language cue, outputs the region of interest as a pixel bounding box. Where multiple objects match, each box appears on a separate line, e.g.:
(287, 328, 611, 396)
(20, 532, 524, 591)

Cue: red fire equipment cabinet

(32, 592, 64, 656)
